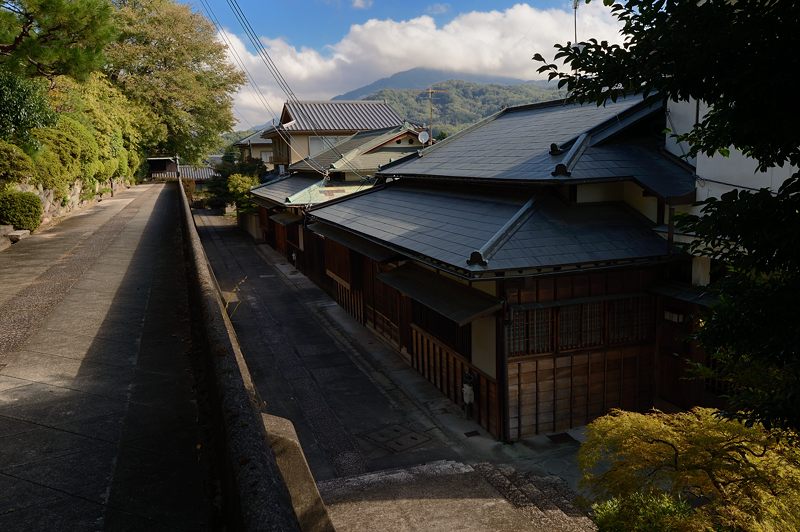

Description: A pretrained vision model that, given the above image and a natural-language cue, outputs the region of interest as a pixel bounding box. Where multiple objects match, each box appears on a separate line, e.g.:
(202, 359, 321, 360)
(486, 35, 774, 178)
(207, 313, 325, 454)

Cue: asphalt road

(194, 212, 462, 481)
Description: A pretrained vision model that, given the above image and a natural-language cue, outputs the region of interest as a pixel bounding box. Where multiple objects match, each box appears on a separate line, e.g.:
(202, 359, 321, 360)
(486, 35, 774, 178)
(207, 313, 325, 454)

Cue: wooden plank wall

(507, 346, 652, 439)
(411, 325, 500, 438)
(504, 267, 662, 439)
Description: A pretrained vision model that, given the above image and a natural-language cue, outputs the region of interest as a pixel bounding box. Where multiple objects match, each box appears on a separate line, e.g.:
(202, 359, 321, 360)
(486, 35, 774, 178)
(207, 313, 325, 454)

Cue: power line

(196, 0, 328, 176)
(221, 0, 372, 182)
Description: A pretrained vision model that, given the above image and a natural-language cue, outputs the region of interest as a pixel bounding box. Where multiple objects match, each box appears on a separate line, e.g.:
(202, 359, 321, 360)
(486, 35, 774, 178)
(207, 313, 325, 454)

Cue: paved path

(0, 184, 214, 530)
(195, 212, 461, 481)
(193, 213, 584, 483)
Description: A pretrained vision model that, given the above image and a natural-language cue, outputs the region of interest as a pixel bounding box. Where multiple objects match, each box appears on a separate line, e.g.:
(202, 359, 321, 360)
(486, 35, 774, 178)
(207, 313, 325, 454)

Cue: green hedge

(0, 140, 34, 185)
(0, 191, 43, 231)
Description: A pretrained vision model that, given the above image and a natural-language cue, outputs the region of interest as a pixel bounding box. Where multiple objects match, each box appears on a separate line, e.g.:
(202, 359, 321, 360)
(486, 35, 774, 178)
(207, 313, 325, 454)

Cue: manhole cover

(364, 424, 431, 452)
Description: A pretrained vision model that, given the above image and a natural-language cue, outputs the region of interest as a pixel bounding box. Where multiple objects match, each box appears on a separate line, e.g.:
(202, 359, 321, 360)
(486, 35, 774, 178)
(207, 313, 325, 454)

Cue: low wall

(177, 179, 300, 531)
(16, 178, 126, 228)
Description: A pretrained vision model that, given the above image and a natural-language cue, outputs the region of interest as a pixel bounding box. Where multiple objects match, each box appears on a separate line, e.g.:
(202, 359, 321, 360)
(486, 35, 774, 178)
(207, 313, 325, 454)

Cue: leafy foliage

(365, 79, 562, 137)
(592, 492, 693, 532)
(534, 0, 800, 431)
(580, 408, 800, 530)
(678, 184, 800, 431)
(226, 173, 258, 213)
(0, 139, 34, 186)
(534, 0, 800, 171)
(0, 0, 116, 80)
(0, 68, 55, 149)
(0, 190, 42, 230)
(105, 0, 244, 162)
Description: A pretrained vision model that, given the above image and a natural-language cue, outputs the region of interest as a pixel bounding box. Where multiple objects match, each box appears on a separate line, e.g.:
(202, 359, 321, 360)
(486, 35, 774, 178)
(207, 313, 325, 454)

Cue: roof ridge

(468, 197, 537, 266)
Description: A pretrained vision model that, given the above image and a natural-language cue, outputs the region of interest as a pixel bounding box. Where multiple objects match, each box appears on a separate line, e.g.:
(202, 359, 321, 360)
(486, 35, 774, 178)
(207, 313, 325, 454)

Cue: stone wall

(14, 178, 126, 229)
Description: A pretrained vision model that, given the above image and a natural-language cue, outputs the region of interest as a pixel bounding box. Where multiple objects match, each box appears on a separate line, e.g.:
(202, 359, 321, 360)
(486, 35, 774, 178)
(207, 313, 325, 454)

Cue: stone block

(7, 230, 30, 243)
(0, 225, 13, 236)
(262, 414, 334, 532)
(0, 237, 10, 252)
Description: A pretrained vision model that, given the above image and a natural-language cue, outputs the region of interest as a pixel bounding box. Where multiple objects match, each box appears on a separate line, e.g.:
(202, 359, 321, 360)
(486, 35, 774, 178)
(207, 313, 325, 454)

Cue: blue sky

(191, 1, 620, 126)
(199, 1, 572, 51)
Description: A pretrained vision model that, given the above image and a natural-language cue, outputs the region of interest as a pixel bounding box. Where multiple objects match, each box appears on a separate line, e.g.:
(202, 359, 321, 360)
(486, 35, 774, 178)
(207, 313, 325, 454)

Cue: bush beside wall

(0, 190, 43, 231)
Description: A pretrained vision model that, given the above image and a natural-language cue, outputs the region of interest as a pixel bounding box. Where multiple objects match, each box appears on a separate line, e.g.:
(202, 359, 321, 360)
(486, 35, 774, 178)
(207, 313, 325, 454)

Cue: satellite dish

(418, 131, 430, 145)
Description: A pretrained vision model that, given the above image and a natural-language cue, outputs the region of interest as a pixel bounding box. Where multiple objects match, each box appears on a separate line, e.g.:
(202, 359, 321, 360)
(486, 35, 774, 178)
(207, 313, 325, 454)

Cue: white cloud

(352, 0, 373, 9)
(222, 3, 623, 127)
(426, 3, 450, 15)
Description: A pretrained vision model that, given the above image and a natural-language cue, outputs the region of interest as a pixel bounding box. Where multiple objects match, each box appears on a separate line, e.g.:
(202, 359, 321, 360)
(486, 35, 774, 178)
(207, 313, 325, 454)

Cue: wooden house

(303, 95, 709, 440)
(234, 129, 274, 168)
(260, 100, 407, 172)
(248, 124, 424, 277)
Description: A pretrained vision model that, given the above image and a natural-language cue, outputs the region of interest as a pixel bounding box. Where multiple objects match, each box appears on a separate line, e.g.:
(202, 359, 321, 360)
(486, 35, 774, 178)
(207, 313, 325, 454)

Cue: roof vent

(549, 143, 565, 156)
(551, 163, 571, 177)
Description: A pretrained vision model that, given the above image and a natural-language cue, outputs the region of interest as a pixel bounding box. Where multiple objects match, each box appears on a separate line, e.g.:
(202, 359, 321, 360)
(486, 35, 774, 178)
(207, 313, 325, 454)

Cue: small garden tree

(580, 408, 800, 530)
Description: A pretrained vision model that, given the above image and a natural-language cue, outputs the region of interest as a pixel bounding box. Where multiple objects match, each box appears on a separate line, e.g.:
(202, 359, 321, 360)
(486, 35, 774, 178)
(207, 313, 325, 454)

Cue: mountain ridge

(333, 67, 545, 101)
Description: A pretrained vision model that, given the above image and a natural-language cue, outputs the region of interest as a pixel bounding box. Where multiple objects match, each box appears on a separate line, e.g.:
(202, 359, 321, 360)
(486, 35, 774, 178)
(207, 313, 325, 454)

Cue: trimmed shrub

(0, 191, 43, 231)
(0, 140, 34, 186)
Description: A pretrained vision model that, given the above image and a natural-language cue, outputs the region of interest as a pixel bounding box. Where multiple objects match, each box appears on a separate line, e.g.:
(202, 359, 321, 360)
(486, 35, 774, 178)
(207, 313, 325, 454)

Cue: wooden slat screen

(411, 325, 500, 438)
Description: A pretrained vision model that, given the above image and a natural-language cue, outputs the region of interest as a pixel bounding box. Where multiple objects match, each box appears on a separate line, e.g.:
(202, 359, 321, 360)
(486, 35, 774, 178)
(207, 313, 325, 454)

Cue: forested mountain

(332, 67, 532, 101)
(364, 79, 563, 137)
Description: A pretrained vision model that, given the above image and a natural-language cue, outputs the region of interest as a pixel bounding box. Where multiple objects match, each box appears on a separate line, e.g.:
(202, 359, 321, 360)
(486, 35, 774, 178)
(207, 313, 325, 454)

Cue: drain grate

(546, 432, 578, 444)
(364, 424, 430, 452)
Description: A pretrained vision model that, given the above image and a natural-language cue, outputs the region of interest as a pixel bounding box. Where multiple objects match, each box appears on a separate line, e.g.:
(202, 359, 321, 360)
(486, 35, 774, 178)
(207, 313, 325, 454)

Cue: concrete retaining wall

(177, 179, 300, 531)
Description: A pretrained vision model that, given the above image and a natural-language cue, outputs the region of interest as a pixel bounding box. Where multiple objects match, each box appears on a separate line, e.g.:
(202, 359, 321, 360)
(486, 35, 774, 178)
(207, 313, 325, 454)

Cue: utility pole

(424, 87, 447, 145)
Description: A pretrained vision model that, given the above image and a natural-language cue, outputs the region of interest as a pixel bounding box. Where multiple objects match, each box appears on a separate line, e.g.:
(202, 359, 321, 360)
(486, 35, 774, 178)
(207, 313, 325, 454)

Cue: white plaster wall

(623, 181, 658, 222)
(471, 316, 496, 378)
(665, 99, 697, 166)
(576, 182, 624, 203)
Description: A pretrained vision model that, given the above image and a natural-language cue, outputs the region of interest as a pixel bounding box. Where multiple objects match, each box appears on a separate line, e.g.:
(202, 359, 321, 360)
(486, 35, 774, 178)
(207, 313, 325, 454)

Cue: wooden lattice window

(529, 309, 552, 354)
(558, 305, 581, 350)
(608, 296, 654, 344)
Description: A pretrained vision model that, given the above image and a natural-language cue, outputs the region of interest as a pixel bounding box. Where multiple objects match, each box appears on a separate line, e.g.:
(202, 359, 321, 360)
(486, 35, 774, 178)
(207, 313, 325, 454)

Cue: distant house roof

(290, 124, 420, 174)
(286, 181, 373, 207)
(261, 100, 404, 137)
(250, 175, 321, 206)
(309, 182, 669, 276)
(234, 129, 273, 147)
(178, 165, 219, 180)
(379, 95, 695, 201)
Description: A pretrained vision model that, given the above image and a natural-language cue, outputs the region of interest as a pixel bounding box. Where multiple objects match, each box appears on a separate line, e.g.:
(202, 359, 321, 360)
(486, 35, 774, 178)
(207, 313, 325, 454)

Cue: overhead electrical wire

(220, 0, 374, 183)
(196, 0, 328, 176)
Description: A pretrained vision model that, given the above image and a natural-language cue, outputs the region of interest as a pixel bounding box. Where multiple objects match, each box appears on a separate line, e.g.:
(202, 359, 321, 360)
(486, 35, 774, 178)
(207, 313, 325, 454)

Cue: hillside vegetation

(366, 79, 563, 137)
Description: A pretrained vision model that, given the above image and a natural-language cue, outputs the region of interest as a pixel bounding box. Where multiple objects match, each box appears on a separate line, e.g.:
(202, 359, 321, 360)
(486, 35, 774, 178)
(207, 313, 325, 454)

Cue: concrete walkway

(0, 184, 214, 530)
(195, 213, 595, 531)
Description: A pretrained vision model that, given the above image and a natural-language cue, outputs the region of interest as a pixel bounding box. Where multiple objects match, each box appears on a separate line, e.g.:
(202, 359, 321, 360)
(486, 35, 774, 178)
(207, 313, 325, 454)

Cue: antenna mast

(424, 87, 447, 145)
(573, 0, 579, 43)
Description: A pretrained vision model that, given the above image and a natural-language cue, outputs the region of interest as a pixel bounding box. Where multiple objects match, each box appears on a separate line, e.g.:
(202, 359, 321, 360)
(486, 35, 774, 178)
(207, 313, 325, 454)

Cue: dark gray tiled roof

(282, 101, 404, 132)
(234, 128, 273, 146)
(570, 144, 695, 199)
(381, 97, 643, 180)
(378, 96, 695, 200)
(310, 183, 668, 274)
(250, 175, 321, 205)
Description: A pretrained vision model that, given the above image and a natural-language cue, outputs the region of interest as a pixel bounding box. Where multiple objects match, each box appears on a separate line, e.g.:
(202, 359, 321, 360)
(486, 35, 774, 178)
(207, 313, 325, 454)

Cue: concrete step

(7, 229, 30, 243)
(473, 462, 596, 532)
(318, 460, 553, 531)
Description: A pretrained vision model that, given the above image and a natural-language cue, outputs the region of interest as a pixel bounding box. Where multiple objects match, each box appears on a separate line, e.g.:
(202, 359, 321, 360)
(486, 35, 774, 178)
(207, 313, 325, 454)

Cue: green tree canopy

(581, 408, 800, 530)
(105, 0, 244, 163)
(0, 0, 116, 79)
(534, 0, 800, 431)
(0, 68, 55, 149)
